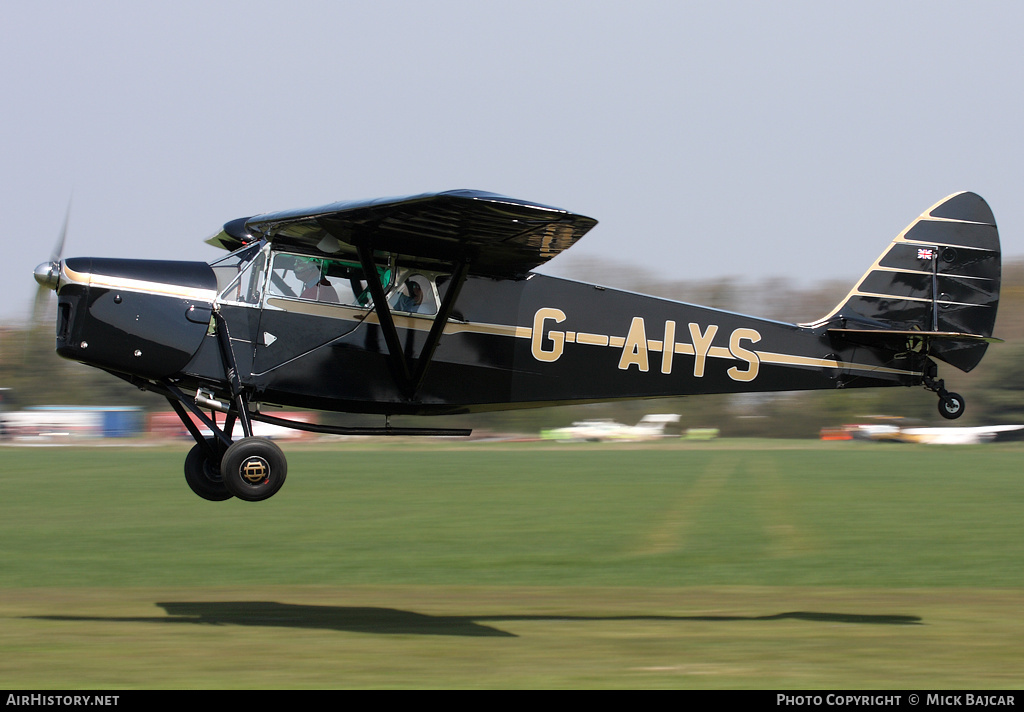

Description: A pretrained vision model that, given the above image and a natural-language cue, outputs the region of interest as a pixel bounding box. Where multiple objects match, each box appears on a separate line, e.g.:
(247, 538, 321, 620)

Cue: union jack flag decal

(917, 248, 935, 260)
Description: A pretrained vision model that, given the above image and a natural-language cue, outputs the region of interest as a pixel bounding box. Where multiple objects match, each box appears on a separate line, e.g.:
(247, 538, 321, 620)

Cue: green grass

(1, 440, 1023, 688)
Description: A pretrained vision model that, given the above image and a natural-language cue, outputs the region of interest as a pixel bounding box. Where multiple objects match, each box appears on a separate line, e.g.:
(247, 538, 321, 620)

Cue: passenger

(394, 279, 424, 313)
(296, 258, 339, 303)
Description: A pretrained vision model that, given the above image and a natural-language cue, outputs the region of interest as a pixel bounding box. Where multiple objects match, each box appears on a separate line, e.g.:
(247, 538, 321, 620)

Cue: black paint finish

(52, 191, 1001, 422)
(56, 258, 216, 379)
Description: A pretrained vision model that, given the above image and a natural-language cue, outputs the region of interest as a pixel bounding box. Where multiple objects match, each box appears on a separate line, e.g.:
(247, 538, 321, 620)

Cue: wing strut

(355, 241, 413, 396)
(355, 240, 471, 401)
(411, 258, 470, 395)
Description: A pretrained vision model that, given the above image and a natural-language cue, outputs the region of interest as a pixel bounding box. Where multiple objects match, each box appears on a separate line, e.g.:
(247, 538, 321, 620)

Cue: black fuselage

(55, 256, 922, 417)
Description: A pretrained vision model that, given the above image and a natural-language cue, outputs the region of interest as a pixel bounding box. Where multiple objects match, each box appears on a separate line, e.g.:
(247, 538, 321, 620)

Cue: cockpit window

(267, 252, 393, 307)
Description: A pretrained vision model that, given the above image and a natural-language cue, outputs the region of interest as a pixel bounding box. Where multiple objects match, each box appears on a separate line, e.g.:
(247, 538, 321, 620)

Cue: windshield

(217, 245, 267, 305)
(209, 243, 263, 293)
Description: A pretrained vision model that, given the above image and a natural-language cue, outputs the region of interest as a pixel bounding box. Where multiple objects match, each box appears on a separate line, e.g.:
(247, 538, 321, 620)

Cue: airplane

(896, 425, 1024, 444)
(843, 422, 1024, 444)
(541, 414, 681, 442)
(32, 189, 1001, 502)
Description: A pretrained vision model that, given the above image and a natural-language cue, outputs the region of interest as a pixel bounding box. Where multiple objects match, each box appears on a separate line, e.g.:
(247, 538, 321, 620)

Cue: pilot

(296, 258, 339, 303)
(394, 279, 424, 313)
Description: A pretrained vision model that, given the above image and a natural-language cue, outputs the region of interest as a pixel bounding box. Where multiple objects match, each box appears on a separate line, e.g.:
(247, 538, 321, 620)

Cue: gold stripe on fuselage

(264, 295, 920, 378)
(60, 263, 218, 302)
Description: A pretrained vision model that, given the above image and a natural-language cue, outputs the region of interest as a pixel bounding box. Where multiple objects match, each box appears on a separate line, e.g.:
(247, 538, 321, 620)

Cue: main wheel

(938, 392, 965, 420)
(220, 437, 287, 501)
(184, 439, 232, 501)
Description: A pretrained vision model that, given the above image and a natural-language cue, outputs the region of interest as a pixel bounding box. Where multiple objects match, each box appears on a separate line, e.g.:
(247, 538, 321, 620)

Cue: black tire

(184, 439, 232, 501)
(220, 437, 287, 502)
(938, 392, 965, 420)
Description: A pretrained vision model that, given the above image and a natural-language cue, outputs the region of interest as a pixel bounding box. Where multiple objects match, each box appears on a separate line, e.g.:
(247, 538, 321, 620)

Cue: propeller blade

(29, 199, 72, 325)
(50, 199, 71, 264)
(31, 282, 52, 325)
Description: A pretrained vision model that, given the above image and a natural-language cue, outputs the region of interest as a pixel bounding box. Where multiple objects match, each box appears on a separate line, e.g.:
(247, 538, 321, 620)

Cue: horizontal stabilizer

(828, 329, 1003, 346)
(827, 328, 1002, 373)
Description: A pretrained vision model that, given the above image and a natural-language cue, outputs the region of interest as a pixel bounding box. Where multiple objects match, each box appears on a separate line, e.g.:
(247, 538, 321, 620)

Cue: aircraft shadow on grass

(26, 602, 921, 638)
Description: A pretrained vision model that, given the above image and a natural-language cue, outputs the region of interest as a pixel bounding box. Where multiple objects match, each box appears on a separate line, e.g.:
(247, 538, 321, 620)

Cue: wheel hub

(240, 455, 271, 484)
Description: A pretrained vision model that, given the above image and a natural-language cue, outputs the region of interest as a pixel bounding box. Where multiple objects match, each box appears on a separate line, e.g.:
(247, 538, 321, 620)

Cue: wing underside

(207, 190, 597, 279)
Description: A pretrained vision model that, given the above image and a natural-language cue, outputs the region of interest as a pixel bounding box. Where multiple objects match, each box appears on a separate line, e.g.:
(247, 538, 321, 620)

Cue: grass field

(1, 439, 1022, 688)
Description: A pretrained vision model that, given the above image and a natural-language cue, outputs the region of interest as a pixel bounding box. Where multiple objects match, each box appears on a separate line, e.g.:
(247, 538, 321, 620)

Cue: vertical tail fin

(814, 192, 1000, 372)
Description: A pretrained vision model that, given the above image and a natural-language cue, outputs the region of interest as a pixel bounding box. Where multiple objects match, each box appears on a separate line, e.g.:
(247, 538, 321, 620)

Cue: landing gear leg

(165, 394, 235, 500)
(164, 388, 289, 501)
(923, 361, 965, 420)
(210, 310, 287, 501)
(161, 308, 293, 503)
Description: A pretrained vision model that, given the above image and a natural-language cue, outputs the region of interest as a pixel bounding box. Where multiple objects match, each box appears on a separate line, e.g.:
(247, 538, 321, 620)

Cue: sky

(3, 1, 1024, 324)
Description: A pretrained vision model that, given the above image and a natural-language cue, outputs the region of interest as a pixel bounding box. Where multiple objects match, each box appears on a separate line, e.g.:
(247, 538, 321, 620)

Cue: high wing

(206, 189, 598, 279)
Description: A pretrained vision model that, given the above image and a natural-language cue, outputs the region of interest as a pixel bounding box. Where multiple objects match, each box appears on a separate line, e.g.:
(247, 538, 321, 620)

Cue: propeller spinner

(33, 260, 60, 291)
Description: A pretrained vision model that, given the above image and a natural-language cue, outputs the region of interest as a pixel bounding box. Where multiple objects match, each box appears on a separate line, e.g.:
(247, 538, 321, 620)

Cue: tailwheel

(923, 363, 965, 421)
(220, 437, 288, 501)
(938, 391, 965, 420)
(184, 438, 232, 501)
